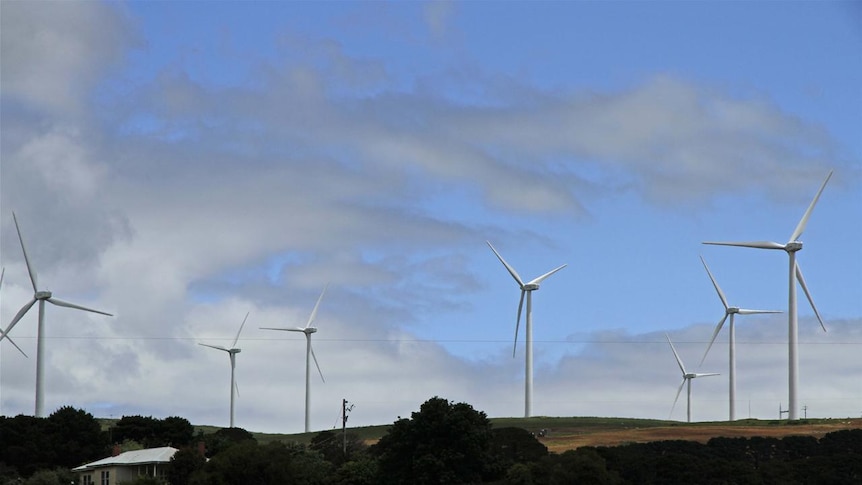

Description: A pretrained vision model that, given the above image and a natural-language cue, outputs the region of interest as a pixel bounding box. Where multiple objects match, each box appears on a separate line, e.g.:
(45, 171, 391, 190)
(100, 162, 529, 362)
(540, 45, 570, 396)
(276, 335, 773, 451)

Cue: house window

(100, 470, 109, 485)
(82, 475, 94, 485)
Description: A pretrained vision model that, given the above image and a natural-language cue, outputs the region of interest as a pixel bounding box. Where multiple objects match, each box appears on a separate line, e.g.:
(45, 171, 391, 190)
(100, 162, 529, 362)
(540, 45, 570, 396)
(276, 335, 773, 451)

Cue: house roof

(73, 447, 179, 471)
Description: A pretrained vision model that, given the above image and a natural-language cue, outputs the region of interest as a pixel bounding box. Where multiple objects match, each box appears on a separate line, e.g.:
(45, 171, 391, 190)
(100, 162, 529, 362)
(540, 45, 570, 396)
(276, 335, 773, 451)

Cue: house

(73, 446, 178, 485)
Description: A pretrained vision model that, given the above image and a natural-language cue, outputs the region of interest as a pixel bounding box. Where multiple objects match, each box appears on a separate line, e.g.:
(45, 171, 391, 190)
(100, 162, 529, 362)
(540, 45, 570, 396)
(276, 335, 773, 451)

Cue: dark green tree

(44, 406, 107, 469)
(167, 446, 207, 485)
(189, 441, 330, 484)
(201, 426, 256, 457)
(160, 416, 195, 447)
(310, 430, 368, 467)
(372, 396, 496, 484)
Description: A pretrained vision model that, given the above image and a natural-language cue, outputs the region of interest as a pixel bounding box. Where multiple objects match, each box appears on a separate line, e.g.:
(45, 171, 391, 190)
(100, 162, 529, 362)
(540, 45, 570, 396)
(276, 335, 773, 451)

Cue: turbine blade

(198, 343, 229, 352)
(12, 212, 38, 292)
(260, 327, 305, 333)
(796, 263, 826, 332)
(0, 328, 28, 358)
(699, 314, 729, 366)
(666, 333, 686, 375)
(2, 298, 37, 340)
(306, 284, 329, 328)
(693, 373, 720, 378)
(47, 297, 113, 316)
(703, 241, 786, 250)
(527, 264, 567, 286)
(310, 342, 325, 383)
(0, 267, 4, 288)
(232, 312, 250, 348)
(736, 309, 782, 315)
(671, 378, 686, 418)
(790, 169, 833, 242)
(513, 290, 525, 358)
(487, 241, 525, 286)
(234, 380, 240, 398)
(699, 256, 729, 310)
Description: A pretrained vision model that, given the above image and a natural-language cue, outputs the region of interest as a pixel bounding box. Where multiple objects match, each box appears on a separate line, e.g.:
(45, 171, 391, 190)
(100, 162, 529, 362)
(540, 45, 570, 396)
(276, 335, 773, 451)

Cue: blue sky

(1, 1, 860, 433)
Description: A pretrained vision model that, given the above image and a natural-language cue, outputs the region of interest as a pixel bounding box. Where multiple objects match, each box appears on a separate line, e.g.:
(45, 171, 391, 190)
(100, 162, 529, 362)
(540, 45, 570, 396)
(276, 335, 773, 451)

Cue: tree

(45, 406, 107, 469)
(372, 396, 496, 484)
(160, 416, 195, 447)
(310, 430, 367, 467)
(189, 441, 330, 484)
(167, 447, 206, 485)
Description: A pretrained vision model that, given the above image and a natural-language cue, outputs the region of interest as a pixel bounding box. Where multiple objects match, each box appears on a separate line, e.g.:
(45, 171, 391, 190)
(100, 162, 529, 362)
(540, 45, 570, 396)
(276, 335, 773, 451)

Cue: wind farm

(666, 333, 719, 423)
(703, 171, 833, 421)
(0, 1, 859, 437)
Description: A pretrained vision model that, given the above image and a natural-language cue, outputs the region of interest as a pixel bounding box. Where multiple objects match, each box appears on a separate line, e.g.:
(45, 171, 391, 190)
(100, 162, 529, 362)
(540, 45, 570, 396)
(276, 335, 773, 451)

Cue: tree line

(1, 399, 860, 484)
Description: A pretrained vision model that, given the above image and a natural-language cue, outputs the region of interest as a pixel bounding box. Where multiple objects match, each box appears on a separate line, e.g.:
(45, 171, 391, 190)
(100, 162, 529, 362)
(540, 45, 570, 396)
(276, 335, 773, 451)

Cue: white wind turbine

(1, 212, 112, 417)
(698, 256, 781, 421)
(704, 170, 832, 420)
(261, 285, 328, 433)
(667, 333, 719, 423)
(0, 268, 28, 358)
(198, 312, 249, 428)
(487, 241, 566, 418)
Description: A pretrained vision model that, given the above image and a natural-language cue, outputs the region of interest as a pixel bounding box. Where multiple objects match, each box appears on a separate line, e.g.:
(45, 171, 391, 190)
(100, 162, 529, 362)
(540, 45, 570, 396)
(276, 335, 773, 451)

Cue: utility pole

(342, 399, 354, 456)
(802, 405, 807, 419)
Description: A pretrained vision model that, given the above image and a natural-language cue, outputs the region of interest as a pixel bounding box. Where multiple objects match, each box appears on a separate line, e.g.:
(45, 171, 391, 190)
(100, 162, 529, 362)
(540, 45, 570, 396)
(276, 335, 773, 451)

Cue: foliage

(22, 468, 76, 485)
(372, 396, 497, 484)
(111, 415, 194, 448)
(0, 407, 107, 477)
(188, 441, 331, 484)
(489, 427, 548, 470)
(168, 446, 207, 485)
(201, 426, 256, 457)
(309, 430, 368, 467)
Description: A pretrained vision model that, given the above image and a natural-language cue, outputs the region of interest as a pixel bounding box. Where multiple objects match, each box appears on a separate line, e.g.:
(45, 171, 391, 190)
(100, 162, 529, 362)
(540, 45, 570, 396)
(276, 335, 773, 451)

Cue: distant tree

(167, 446, 207, 485)
(190, 441, 330, 484)
(310, 430, 368, 466)
(113, 415, 161, 447)
(44, 406, 107, 468)
(489, 427, 548, 471)
(372, 396, 496, 484)
(201, 426, 256, 457)
(160, 416, 195, 447)
(22, 468, 76, 485)
(331, 457, 379, 485)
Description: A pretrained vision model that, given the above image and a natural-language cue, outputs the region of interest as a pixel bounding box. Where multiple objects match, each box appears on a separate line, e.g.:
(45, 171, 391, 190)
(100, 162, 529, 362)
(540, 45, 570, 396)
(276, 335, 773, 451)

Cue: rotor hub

(306, 327, 318, 334)
(35, 290, 52, 300)
(728, 307, 740, 314)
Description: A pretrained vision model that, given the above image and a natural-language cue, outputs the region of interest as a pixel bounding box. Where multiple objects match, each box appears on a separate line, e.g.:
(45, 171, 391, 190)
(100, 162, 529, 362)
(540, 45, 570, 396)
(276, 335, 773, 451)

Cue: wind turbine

(261, 285, 328, 433)
(1, 212, 112, 417)
(0, 268, 28, 357)
(487, 241, 566, 418)
(703, 170, 832, 420)
(698, 256, 780, 421)
(667, 333, 719, 423)
(198, 312, 249, 428)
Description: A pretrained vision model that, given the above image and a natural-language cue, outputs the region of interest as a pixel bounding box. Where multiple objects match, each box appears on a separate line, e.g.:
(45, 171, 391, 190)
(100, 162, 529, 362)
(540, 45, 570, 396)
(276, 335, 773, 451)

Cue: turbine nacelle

(521, 283, 539, 291)
(727, 307, 740, 314)
(785, 241, 803, 252)
(35, 291, 52, 300)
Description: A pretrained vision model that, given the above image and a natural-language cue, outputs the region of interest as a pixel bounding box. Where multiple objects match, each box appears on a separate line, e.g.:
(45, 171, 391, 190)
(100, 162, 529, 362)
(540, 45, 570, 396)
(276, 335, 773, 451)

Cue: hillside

(240, 416, 862, 452)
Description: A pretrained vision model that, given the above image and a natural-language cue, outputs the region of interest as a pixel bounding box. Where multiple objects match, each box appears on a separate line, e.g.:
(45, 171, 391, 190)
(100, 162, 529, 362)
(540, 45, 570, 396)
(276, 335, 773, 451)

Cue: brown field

(537, 418, 862, 453)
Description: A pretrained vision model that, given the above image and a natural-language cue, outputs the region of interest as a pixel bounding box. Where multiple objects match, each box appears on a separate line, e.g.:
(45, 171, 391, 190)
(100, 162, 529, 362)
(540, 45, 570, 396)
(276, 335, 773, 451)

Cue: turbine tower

(199, 312, 249, 428)
(261, 285, 328, 433)
(487, 241, 566, 418)
(698, 256, 780, 421)
(1, 213, 112, 417)
(0, 268, 28, 357)
(667, 333, 719, 423)
(704, 170, 832, 420)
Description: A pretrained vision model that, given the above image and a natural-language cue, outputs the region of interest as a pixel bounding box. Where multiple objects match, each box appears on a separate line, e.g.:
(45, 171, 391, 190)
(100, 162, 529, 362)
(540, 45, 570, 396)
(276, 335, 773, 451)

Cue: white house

(73, 447, 178, 485)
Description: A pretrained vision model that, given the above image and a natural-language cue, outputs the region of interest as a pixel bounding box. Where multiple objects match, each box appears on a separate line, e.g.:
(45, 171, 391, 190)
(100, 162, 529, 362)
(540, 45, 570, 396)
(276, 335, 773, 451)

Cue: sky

(1, 1, 860, 434)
